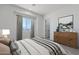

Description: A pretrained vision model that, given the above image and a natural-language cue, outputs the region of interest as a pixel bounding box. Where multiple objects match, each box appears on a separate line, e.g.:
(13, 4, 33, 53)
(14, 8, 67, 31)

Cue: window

(22, 17, 31, 31)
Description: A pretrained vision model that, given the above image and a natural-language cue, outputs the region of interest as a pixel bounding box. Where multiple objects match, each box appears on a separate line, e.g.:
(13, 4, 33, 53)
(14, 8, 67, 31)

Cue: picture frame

(57, 15, 74, 32)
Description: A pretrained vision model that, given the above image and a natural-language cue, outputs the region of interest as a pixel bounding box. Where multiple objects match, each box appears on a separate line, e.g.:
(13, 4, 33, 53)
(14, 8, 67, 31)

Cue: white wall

(44, 5, 79, 48)
(0, 4, 44, 40)
(0, 5, 17, 40)
(22, 30, 31, 39)
(37, 16, 45, 38)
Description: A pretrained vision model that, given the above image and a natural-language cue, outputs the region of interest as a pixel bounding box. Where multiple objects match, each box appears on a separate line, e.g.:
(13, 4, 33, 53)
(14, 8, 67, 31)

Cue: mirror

(57, 15, 73, 32)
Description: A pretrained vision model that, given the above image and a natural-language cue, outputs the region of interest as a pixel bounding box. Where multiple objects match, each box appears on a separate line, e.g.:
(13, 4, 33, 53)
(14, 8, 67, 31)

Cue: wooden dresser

(54, 32, 77, 48)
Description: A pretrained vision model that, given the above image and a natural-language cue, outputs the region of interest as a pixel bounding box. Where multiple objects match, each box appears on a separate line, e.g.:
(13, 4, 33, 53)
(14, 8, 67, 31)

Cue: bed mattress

(12, 37, 69, 55)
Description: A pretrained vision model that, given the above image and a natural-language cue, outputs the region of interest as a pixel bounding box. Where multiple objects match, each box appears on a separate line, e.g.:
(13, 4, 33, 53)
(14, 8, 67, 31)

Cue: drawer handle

(69, 39, 72, 41)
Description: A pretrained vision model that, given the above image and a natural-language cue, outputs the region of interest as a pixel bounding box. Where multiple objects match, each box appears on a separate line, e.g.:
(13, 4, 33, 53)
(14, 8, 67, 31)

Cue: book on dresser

(54, 32, 77, 48)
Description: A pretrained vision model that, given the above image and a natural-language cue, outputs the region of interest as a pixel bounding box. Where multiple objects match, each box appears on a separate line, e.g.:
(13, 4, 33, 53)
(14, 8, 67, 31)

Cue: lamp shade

(2, 29, 10, 35)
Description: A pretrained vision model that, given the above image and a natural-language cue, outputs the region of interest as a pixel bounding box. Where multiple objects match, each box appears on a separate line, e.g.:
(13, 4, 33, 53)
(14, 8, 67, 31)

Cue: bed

(0, 43, 11, 55)
(10, 37, 71, 55)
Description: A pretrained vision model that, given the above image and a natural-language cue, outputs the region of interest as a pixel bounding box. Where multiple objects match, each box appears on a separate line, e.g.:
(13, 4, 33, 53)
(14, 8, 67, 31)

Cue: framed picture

(58, 15, 74, 32)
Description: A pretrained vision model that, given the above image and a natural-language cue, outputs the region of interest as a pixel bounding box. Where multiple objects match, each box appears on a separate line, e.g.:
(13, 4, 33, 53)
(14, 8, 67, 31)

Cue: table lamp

(2, 29, 10, 38)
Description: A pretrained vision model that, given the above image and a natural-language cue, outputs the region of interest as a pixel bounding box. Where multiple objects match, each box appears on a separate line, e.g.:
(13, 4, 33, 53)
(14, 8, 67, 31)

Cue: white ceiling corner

(15, 4, 79, 15)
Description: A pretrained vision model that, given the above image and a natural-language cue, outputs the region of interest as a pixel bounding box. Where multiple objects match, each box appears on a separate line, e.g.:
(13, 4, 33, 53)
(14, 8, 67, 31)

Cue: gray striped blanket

(12, 37, 67, 55)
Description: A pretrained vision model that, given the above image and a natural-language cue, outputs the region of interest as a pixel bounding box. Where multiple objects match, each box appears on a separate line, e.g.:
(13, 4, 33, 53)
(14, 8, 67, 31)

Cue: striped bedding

(13, 37, 68, 55)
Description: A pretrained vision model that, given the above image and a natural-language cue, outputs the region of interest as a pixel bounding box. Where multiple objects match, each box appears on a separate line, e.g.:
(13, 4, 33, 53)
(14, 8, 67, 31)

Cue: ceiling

(15, 4, 78, 15)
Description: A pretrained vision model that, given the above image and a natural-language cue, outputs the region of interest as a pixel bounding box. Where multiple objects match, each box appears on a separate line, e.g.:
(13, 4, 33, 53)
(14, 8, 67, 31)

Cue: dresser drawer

(54, 32, 77, 48)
